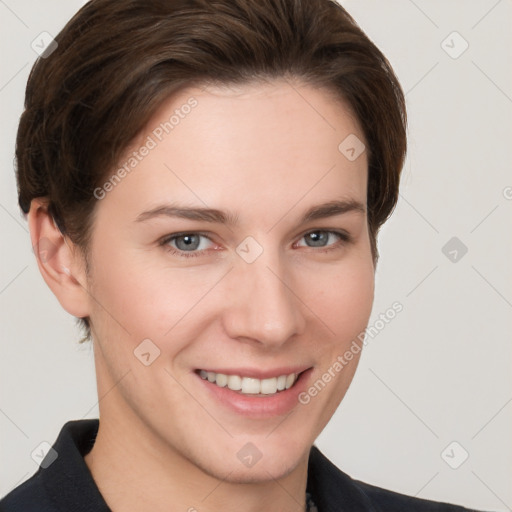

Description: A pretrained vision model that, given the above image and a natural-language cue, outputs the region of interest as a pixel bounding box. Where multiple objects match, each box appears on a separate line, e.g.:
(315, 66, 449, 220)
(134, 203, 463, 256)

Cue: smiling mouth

(196, 369, 304, 396)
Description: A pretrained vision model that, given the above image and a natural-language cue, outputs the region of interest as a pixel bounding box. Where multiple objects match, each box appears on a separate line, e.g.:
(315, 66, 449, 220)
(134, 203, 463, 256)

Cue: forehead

(97, 79, 368, 224)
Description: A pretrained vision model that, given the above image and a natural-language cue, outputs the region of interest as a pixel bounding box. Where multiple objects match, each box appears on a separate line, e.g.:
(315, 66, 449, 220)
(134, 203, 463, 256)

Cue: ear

(28, 198, 91, 320)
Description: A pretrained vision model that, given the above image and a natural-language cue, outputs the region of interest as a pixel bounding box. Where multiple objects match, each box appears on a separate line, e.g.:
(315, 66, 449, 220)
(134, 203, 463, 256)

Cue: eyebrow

(135, 199, 366, 226)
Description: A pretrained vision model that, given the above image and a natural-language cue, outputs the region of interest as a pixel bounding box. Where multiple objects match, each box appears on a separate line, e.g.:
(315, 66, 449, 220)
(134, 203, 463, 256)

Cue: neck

(84, 399, 310, 512)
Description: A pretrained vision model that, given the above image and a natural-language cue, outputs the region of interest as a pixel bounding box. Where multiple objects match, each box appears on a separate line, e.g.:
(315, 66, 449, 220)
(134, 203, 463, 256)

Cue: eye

(295, 230, 351, 250)
(159, 229, 351, 259)
(159, 232, 215, 258)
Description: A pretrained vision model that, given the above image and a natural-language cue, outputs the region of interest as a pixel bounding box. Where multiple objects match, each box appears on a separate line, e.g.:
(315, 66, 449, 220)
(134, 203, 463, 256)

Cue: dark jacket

(0, 419, 485, 511)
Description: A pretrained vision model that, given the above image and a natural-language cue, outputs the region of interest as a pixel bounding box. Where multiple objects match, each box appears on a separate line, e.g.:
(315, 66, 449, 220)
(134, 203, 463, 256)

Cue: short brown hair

(16, 0, 407, 340)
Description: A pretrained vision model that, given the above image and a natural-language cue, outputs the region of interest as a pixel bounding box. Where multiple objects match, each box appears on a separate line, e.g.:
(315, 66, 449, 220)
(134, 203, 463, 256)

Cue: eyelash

(158, 230, 352, 259)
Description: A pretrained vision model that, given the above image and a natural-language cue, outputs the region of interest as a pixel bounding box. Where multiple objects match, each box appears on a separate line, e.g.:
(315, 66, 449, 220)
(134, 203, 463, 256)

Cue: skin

(29, 79, 375, 512)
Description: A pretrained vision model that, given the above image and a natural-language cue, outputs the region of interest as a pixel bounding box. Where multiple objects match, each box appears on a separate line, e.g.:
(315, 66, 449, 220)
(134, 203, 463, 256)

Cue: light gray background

(1, 1, 510, 510)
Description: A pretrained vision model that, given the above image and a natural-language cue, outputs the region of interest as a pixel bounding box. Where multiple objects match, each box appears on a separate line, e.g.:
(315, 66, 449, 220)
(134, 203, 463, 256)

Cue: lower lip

(195, 369, 313, 418)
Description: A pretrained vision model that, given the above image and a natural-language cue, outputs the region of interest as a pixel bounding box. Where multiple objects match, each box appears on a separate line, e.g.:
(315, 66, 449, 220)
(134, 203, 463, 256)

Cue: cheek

(306, 258, 375, 343)
(299, 263, 373, 434)
(86, 243, 232, 369)
(87, 236, 188, 329)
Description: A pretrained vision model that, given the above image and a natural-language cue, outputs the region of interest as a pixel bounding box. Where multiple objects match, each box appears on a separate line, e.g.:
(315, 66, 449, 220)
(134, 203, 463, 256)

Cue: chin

(190, 435, 310, 484)
(205, 452, 305, 484)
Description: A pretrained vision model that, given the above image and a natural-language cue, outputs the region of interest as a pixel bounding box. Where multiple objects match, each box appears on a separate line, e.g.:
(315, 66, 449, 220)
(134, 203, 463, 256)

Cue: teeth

(227, 374, 242, 391)
(285, 373, 295, 389)
(215, 373, 228, 387)
(260, 377, 277, 395)
(241, 377, 260, 394)
(199, 370, 299, 395)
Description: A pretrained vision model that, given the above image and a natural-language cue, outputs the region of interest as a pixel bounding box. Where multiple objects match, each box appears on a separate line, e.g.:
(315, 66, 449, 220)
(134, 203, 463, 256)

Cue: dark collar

(307, 442, 378, 512)
(41, 419, 109, 511)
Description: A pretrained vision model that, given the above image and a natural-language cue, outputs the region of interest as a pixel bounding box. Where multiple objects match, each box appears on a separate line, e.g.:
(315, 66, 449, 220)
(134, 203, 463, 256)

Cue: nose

(221, 251, 306, 349)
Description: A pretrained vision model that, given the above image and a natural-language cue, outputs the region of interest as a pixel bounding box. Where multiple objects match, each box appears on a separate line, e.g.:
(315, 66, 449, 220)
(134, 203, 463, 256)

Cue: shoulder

(0, 419, 104, 512)
(0, 473, 55, 512)
(352, 478, 481, 512)
(307, 445, 487, 512)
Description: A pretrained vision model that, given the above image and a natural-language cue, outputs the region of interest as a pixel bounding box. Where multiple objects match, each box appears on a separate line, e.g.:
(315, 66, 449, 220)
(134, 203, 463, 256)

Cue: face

(84, 79, 374, 482)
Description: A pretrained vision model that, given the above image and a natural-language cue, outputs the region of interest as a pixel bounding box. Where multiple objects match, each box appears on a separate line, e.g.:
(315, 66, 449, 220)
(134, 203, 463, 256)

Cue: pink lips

(195, 367, 313, 418)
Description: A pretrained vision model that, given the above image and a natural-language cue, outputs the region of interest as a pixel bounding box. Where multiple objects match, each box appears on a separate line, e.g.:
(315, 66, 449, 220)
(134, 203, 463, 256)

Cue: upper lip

(195, 366, 311, 379)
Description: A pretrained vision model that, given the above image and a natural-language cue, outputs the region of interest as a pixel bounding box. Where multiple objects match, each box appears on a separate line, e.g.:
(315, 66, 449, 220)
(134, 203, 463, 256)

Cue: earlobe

(28, 198, 91, 319)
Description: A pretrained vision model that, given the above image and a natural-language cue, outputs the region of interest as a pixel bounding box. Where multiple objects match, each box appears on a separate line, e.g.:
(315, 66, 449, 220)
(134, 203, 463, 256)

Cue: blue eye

(298, 230, 349, 248)
(159, 229, 351, 259)
(160, 232, 214, 258)
(301, 229, 351, 250)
